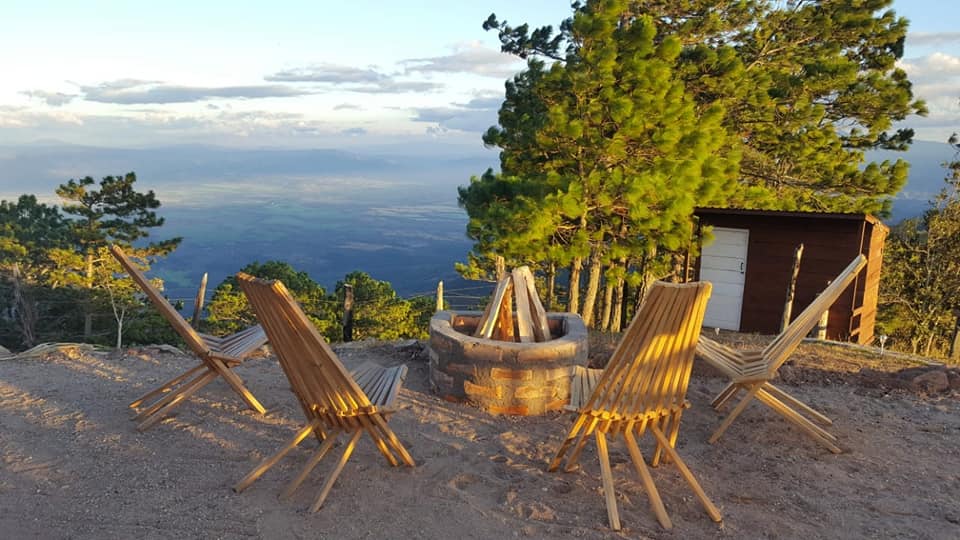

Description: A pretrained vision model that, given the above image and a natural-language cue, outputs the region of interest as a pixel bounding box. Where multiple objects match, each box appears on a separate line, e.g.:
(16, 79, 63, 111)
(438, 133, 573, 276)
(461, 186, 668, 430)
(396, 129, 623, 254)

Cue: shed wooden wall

(695, 212, 885, 345)
(851, 223, 887, 345)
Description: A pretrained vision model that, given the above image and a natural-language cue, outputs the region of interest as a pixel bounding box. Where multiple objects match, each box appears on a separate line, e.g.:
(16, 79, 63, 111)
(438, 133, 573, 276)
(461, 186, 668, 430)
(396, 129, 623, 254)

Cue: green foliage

(335, 271, 428, 341)
(206, 261, 337, 339)
(56, 173, 179, 253)
(0, 195, 71, 272)
(0, 173, 181, 349)
(485, 0, 924, 216)
(207, 267, 430, 342)
(463, 0, 741, 323)
(49, 172, 181, 346)
(879, 135, 960, 358)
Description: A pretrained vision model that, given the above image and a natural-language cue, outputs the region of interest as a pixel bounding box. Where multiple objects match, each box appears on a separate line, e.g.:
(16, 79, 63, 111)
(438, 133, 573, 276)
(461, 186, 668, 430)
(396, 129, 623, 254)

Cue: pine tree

(52, 172, 181, 340)
(485, 0, 926, 215)
(463, 0, 740, 325)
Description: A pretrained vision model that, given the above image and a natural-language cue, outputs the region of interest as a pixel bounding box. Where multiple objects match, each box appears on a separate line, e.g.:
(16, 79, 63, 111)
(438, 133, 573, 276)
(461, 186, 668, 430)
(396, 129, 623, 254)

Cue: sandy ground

(1, 340, 958, 540)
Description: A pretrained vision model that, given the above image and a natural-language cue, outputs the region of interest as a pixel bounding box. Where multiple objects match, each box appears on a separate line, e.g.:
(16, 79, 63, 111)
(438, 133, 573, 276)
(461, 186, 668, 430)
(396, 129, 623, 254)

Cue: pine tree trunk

(600, 276, 614, 331)
(84, 250, 94, 339)
(568, 257, 582, 314)
(581, 249, 603, 327)
(950, 314, 960, 360)
(85, 251, 94, 288)
(12, 264, 37, 348)
(611, 275, 625, 331)
(546, 262, 556, 311)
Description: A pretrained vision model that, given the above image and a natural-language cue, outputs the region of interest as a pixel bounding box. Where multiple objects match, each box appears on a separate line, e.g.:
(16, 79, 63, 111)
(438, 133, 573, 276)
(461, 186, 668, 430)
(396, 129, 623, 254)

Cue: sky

(1, 0, 958, 151)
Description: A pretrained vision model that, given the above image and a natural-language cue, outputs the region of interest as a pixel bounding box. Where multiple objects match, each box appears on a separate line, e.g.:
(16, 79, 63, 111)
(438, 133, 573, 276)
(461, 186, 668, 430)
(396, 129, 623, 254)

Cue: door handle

(740, 261, 745, 274)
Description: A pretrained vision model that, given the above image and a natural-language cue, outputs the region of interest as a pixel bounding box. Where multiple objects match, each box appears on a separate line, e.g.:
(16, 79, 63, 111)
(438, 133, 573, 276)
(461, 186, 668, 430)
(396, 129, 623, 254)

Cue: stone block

(464, 380, 503, 400)
(486, 404, 530, 416)
(446, 362, 479, 377)
(514, 385, 558, 400)
(491, 367, 533, 381)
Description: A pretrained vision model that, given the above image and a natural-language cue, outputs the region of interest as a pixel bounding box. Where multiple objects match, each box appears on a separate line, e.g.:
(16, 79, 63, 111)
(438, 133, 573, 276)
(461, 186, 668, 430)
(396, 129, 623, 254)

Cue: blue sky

(1, 0, 957, 150)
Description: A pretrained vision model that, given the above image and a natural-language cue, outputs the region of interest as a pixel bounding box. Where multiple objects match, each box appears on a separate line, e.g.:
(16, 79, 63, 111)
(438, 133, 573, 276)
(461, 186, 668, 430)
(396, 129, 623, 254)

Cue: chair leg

(370, 414, 415, 467)
(135, 367, 214, 420)
(763, 382, 833, 425)
(709, 383, 763, 444)
(594, 431, 621, 531)
(130, 363, 207, 408)
(207, 356, 266, 414)
(564, 417, 600, 473)
(234, 421, 320, 492)
(310, 430, 362, 512)
(361, 417, 398, 467)
(650, 425, 722, 523)
(754, 389, 843, 454)
(711, 382, 739, 410)
(547, 414, 588, 472)
(281, 432, 339, 499)
(624, 430, 672, 529)
(137, 370, 219, 431)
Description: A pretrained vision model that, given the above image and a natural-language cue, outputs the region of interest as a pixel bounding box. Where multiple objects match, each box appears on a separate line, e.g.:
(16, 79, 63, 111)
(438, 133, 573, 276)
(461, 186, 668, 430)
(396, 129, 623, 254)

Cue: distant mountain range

(867, 139, 958, 222)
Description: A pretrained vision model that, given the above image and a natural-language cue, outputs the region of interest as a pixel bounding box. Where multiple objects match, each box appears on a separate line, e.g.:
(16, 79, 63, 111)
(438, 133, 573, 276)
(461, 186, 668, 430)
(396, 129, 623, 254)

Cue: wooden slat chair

(549, 281, 720, 531)
(233, 273, 415, 512)
(697, 254, 867, 454)
(110, 245, 267, 431)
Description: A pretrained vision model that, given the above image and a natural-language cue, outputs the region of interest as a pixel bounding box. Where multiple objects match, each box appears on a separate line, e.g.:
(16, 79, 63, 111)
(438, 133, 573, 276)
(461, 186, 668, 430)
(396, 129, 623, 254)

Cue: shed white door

(700, 227, 749, 331)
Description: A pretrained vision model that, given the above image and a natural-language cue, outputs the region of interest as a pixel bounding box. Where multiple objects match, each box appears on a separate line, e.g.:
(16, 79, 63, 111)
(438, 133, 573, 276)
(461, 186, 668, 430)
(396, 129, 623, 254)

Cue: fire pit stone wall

(429, 310, 589, 415)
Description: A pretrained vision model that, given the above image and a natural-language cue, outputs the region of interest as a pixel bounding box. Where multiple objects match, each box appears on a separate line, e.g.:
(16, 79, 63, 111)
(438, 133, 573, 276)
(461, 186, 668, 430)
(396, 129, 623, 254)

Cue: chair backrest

(236, 273, 372, 415)
(584, 281, 712, 417)
(762, 254, 867, 375)
(110, 245, 209, 355)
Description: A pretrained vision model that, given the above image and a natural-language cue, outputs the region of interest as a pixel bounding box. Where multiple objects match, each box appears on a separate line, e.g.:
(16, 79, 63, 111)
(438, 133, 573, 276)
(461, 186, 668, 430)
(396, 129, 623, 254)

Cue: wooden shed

(692, 208, 888, 345)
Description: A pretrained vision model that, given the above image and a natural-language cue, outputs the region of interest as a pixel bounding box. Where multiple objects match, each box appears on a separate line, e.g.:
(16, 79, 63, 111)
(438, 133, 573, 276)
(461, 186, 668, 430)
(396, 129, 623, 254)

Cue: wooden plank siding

(694, 209, 888, 345)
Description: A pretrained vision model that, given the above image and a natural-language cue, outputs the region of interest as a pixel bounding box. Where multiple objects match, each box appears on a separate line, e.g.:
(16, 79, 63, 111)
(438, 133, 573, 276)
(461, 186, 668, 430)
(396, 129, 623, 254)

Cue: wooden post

(435, 281, 444, 312)
(816, 309, 829, 340)
(11, 263, 37, 348)
(950, 310, 960, 360)
(192, 272, 208, 329)
(494, 255, 506, 281)
(780, 244, 803, 333)
(342, 284, 354, 342)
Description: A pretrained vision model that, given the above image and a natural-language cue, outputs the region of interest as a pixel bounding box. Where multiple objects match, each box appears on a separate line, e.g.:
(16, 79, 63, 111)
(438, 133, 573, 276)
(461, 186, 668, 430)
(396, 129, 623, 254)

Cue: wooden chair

(110, 245, 267, 431)
(696, 254, 867, 454)
(233, 272, 415, 512)
(549, 281, 720, 531)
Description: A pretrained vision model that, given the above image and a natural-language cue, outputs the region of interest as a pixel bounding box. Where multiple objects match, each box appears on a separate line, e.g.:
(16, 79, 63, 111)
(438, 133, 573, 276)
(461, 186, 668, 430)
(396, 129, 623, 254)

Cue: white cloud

(402, 42, 523, 78)
(263, 63, 444, 94)
(898, 52, 960, 81)
(21, 90, 78, 107)
(411, 95, 503, 133)
(907, 32, 960, 47)
(265, 64, 386, 84)
(79, 80, 311, 104)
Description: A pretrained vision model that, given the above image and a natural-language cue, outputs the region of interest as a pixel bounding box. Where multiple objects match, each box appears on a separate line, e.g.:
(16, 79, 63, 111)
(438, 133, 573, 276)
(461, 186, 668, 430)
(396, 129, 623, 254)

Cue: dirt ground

(1, 338, 958, 539)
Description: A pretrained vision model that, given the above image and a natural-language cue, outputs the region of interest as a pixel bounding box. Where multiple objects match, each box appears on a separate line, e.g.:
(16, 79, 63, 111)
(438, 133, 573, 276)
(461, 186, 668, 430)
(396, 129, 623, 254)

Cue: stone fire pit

(428, 310, 588, 415)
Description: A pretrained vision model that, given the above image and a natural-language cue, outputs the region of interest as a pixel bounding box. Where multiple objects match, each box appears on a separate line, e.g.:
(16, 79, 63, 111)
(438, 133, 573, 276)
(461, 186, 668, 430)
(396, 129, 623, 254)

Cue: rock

(0, 344, 12, 359)
(778, 365, 797, 383)
(909, 369, 949, 394)
(947, 369, 960, 391)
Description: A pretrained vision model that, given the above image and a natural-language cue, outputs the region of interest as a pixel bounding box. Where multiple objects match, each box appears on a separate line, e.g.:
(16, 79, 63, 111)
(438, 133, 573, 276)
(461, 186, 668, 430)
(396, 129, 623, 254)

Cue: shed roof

(694, 207, 889, 233)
